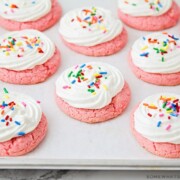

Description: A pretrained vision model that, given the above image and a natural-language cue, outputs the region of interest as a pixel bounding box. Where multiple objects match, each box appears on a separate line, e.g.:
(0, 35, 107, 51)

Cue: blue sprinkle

(80, 64, 86, 68)
(172, 35, 179, 41)
(35, 44, 39, 46)
(27, 44, 33, 49)
(140, 52, 149, 57)
(143, 37, 146, 40)
(15, 121, 21, 126)
(71, 80, 76, 84)
(170, 113, 178, 117)
(1, 119, 5, 122)
(157, 121, 161, 127)
(158, 2, 162, 8)
(89, 82, 94, 86)
(11, 107, 14, 111)
(99, 72, 107, 75)
(5, 3, 8, 6)
(84, 16, 90, 21)
(32, 1, 36, 4)
(18, 132, 25, 136)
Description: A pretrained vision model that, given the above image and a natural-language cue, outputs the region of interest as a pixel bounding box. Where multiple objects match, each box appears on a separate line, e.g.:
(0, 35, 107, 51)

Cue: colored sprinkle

(3, 88, 8, 94)
(147, 113, 152, 117)
(22, 102, 26, 107)
(80, 64, 86, 68)
(162, 57, 164, 62)
(99, 72, 107, 75)
(18, 132, 25, 136)
(157, 121, 161, 127)
(166, 125, 171, 131)
(71, 80, 76, 84)
(140, 52, 149, 57)
(68, 71, 73, 78)
(15, 121, 21, 126)
(36, 100, 41, 104)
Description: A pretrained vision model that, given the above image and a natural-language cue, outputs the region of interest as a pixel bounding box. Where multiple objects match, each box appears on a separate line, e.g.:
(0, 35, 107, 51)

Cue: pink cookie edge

(0, 48, 61, 85)
(61, 28, 128, 57)
(0, 0, 62, 31)
(56, 82, 131, 123)
(128, 55, 180, 86)
(131, 105, 180, 158)
(118, 2, 180, 31)
(0, 113, 48, 156)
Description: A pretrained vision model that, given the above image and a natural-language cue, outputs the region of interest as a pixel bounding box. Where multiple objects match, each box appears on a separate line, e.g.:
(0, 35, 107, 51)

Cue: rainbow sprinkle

(139, 33, 179, 62)
(63, 64, 108, 95)
(70, 7, 108, 33)
(0, 35, 44, 58)
(143, 95, 180, 131)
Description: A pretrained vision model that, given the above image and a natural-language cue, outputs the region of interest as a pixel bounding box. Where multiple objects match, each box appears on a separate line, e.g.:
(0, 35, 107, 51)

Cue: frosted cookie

(56, 62, 131, 123)
(0, 0, 62, 31)
(131, 93, 180, 158)
(59, 7, 127, 56)
(118, 0, 179, 31)
(129, 32, 180, 86)
(0, 29, 61, 84)
(0, 88, 47, 156)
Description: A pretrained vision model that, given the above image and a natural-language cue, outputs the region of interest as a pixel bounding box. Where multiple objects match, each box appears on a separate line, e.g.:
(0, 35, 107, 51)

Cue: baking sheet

(0, 0, 180, 170)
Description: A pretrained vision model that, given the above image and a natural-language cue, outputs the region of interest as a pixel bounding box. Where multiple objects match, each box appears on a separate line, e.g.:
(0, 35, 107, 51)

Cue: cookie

(131, 93, 180, 158)
(0, 89, 48, 156)
(129, 32, 180, 86)
(0, 0, 62, 31)
(56, 62, 131, 123)
(59, 7, 127, 56)
(0, 29, 61, 84)
(118, 0, 179, 31)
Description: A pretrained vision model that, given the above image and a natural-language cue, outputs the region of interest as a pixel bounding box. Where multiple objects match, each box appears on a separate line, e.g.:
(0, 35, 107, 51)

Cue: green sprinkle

(8, 37, 12, 39)
(162, 102, 167, 108)
(3, 88, 8, 94)
(88, 89, 95, 93)
(105, 77, 108, 79)
(162, 57, 165, 62)
(156, 7, 159, 11)
(68, 71, 73, 78)
(132, 3, 137, 6)
(166, 108, 172, 111)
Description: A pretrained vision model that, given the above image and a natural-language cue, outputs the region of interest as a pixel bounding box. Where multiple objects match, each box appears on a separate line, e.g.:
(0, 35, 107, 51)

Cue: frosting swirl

(131, 32, 180, 74)
(118, 0, 172, 16)
(0, 29, 55, 71)
(59, 7, 123, 46)
(134, 93, 180, 144)
(0, 0, 52, 22)
(56, 62, 124, 109)
(0, 89, 42, 142)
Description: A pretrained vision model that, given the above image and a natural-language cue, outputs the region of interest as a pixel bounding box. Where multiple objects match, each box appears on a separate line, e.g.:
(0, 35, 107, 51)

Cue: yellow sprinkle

(141, 45, 148, 50)
(92, 92, 96, 95)
(155, 0, 159, 4)
(161, 45, 169, 51)
(166, 109, 173, 113)
(93, 73, 100, 77)
(16, 42, 23, 46)
(3, 95, 9, 99)
(36, 40, 40, 44)
(102, 85, 108, 90)
(5, 52, 10, 56)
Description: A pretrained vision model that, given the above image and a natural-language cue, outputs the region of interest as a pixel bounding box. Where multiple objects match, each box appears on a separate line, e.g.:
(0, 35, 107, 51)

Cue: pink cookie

(0, 48, 61, 85)
(0, 29, 61, 85)
(129, 56, 180, 86)
(0, 114, 47, 156)
(61, 29, 128, 57)
(129, 32, 180, 86)
(131, 93, 180, 158)
(0, 0, 62, 31)
(131, 106, 180, 158)
(59, 7, 127, 56)
(118, 2, 179, 31)
(57, 82, 130, 123)
(56, 62, 131, 123)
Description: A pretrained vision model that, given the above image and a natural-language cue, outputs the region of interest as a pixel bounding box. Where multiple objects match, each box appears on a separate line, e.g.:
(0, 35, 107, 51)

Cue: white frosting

(0, 0, 52, 22)
(134, 93, 180, 144)
(0, 29, 55, 71)
(118, 0, 172, 16)
(56, 62, 124, 109)
(59, 7, 123, 46)
(0, 91, 42, 142)
(131, 32, 180, 74)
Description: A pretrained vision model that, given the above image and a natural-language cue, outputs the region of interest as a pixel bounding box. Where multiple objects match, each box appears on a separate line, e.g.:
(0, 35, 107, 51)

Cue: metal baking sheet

(0, 0, 179, 170)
